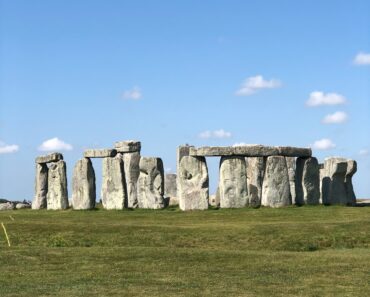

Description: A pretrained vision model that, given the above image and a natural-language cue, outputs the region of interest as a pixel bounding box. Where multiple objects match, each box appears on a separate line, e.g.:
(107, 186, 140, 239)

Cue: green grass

(0, 206, 369, 296)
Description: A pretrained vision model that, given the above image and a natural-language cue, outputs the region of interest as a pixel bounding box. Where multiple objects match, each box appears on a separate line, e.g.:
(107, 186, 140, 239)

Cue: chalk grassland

(0, 206, 369, 296)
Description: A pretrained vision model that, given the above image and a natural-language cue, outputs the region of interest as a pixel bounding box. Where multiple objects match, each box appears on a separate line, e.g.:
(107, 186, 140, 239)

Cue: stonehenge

(295, 157, 320, 205)
(261, 156, 291, 207)
(32, 153, 68, 210)
(219, 156, 248, 208)
(178, 156, 209, 211)
(47, 160, 69, 210)
(101, 155, 127, 209)
(137, 157, 165, 209)
(72, 158, 96, 210)
(31, 143, 359, 211)
(321, 157, 357, 206)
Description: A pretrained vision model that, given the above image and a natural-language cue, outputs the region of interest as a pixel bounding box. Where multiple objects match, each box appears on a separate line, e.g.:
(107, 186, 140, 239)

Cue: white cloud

(353, 52, 370, 65)
(322, 111, 348, 124)
(232, 142, 248, 146)
(359, 149, 369, 156)
(306, 91, 347, 107)
(312, 138, 336, 150)
(122, 86, 142, 100)
(235, 75, 281, 96)
(198, 129, 232, 139)
(38, 137, 73, 151)
(0, 141, 19, 154)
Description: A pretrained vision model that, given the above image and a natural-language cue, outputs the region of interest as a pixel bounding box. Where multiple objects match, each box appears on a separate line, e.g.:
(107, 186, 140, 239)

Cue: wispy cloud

(0, 141, 19, 154)
(359, 149, 369, 156)
(306, 91, 347, 107)
(353, 52, 370, 65)
(235, 75, 281, 96)
(122, 86, 142, 100)
(322, 111, 348, 124)
(198, 129, 232, 139)
(38, 137, 73, 151)
(312, 138, 336, 150)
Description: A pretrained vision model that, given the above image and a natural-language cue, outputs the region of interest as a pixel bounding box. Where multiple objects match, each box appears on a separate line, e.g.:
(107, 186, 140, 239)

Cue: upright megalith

(47, 160, 69, 210)
(122, 152, 140, 208)
(345, 160, 357, 205)
(295, 157, 320, 205)
(101, 156, 127, 210)
(137, 157, 165, 209)
(72, 158, 96, 210)
(32, 163, 48, 209)
(165, 173, 177, 197)
(178, 156, 209, 211)
(114, 141, 141, 208)
(322, 157, 357, 205)
(219, 156, 248, 208)
(285, 157, 296, 204)
(261, 156, 291, 207)
(246, 157, 265, 208)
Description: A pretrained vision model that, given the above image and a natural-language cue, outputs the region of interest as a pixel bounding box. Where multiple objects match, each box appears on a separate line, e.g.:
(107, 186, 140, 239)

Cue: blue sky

(1, 0, 369, 200)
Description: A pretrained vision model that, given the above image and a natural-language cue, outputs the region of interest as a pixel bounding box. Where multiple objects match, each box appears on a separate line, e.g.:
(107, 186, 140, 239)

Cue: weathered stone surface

(322, 157, 357, 205)
(345, 160, 357, 205)
(295, 157, 320, 205)
(261, 156, 291, 207)
(137, 157, 165, 209)
(72, 158, 96, 210)
(189, 145, 311, 157)
(246, 157, 265, 208)
(115, 140, 141, 153)
(219, 156, 248, 208)
(277, 147, 312, 157)
(285, 157, 296, 204)
(0, 202, 15, 210)
(177, 145, 193, 175)
(178, 156, 209, 211)
(168, 196, 179, 206)
(16, 203, 31, 209)
(32, 163, 48, 209)
(47, 160, 69, 210)
(84, 149, 117, 158)
(165, 173, 177, 198)
(35, 152, 63, 164)
(121, 152, 141, 208)
(101, 156, 127, 210)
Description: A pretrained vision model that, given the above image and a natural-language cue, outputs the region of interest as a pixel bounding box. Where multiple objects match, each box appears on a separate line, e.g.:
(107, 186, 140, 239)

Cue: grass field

(0, 205, 369, 296)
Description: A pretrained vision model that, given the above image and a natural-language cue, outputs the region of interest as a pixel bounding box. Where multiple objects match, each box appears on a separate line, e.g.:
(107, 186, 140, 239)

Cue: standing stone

(295, 157, 320, 205)
(322, 157, 357, 205)
(178, 156, 209, 211)
(165, 173, 177, 197)
(219, 156, 248, 208)
(261, 156, 291, 207)
(72, 158, 96, 210)
(286, 157, 296, 204)
(345, 160, 357, 206)
(32, 163, 48, 209)
(246, 157, 265, 208)
(122, 152, 141, 208)
(101, 156, 127, 210)
(137, 157, 165, 209)
(47, 160, 69, 210)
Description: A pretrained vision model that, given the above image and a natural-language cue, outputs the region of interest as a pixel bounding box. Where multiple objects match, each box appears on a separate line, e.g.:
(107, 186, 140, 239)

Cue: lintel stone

(115, 140, 141, 153)
(189, 145, 311, 157)
(35, 152, 63, 164)
(84, 149, 117, 158)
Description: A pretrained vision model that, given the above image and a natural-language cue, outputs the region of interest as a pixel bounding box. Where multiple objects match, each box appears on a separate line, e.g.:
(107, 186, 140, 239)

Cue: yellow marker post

(1, 222, 11, 247)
